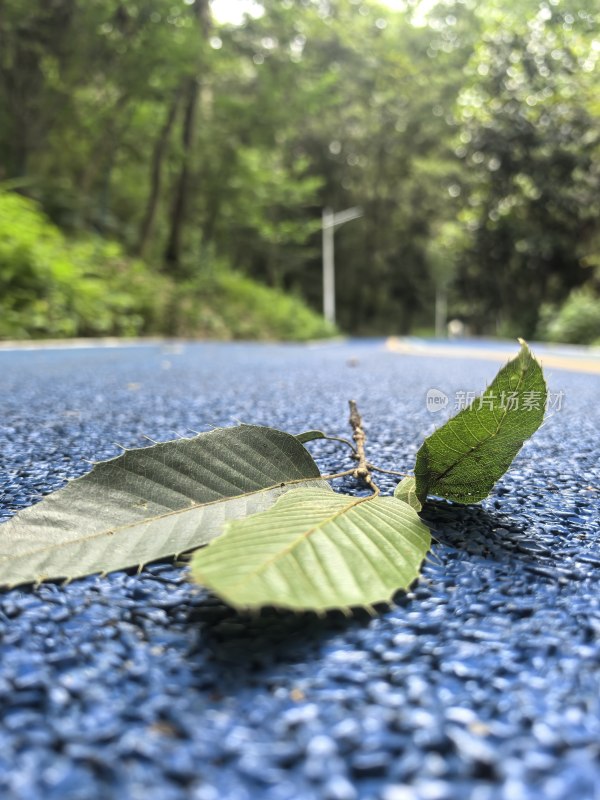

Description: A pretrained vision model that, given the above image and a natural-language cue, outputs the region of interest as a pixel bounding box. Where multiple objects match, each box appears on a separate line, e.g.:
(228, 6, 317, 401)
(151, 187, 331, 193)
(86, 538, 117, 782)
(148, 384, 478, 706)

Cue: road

(0, 339, 599, 800)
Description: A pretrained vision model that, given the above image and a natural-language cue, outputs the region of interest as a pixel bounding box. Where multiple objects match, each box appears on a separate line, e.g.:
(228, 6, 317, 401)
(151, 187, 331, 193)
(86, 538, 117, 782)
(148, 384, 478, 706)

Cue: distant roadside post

(322, 206, 363, 325)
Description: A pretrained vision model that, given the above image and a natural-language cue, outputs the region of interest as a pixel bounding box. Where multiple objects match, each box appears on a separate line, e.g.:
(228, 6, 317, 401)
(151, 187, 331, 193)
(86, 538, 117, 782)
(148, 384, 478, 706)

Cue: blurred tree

(450, 0, 600, 336)
(210, 0, 475, 331)
(0, 0, 76, 179)
(136, 86, 183, 258)
(164, 0, 211, 273)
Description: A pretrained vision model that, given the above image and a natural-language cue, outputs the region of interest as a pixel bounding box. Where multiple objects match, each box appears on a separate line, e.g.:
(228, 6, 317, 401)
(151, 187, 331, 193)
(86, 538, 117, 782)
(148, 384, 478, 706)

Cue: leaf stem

(348, 400, 379, 495)
(322, 434, 358, 454)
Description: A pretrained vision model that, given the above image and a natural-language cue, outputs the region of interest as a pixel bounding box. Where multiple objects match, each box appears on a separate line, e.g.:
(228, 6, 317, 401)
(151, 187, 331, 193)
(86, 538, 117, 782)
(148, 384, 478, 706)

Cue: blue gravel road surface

(1, 340, 599, 800)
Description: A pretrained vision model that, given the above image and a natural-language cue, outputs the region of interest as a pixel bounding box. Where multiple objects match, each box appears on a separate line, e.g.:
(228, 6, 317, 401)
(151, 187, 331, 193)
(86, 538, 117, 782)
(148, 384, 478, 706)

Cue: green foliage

(1, 0, 598, 336)
(0, 425, 325, 589)
(449, 1, 600, 336)
(0, 191, 169, 339)
(191, 488, 431, 612)
(537, 287, 600, 345)
(0, 191, 333, 341)
(0, 342, 549, 614)
(414, 341, 546, 504)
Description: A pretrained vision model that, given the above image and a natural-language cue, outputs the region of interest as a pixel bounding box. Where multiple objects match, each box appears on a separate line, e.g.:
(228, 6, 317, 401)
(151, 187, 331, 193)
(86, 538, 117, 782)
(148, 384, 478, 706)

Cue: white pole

(322, 207, 335, 325)
(435, 288, 447, 338)
(322, 206, 362, 326)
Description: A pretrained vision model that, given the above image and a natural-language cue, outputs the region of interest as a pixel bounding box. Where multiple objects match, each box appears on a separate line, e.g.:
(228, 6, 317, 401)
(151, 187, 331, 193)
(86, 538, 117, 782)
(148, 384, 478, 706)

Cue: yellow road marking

(385, 337, 600, 376)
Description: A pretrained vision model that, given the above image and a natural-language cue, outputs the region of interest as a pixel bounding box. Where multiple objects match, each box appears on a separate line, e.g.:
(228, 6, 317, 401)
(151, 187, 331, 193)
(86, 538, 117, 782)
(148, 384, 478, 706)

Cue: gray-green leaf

(191, 487, 431, 612)
(414, 339, 546, 504)
(0, 425, 326, 589)
(394, 477, 422, 512)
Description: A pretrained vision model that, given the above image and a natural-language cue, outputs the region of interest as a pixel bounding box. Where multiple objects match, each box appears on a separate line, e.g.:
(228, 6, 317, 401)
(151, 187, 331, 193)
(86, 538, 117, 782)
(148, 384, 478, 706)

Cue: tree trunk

(136, 87, 183, 258)
(163, 0, 210, 274)
(163, 77, 199, 271)
(78, 92, 131, 202)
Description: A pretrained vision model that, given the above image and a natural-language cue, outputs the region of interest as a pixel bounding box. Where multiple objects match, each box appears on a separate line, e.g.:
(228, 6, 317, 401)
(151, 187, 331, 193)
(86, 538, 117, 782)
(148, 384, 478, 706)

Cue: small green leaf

(394, 477, 422, 512)
(191, 487, 431, 612)
(0, 425, 327, 589)
(295, 430, 327, 444)
(415, 340, 546, 504)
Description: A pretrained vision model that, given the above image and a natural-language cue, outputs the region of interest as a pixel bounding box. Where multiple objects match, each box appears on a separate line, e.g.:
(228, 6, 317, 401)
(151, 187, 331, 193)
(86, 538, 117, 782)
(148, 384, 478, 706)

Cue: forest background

(1, 0, 598, 343)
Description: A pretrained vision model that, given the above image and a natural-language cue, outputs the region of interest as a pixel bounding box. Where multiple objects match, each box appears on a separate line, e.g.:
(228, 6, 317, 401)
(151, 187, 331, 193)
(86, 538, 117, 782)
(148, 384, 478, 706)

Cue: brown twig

(321, 468, 356, 481)
(348, 400, 379, 495)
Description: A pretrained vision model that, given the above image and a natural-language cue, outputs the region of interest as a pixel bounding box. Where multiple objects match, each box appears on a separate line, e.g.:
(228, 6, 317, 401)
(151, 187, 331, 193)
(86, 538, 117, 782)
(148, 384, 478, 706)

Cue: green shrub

(173, 270, 336, 341)
(536, 287, 600, 345)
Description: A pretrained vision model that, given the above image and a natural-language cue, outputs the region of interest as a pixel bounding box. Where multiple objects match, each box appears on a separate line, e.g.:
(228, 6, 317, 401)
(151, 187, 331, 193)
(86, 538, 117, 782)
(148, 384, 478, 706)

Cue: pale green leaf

(415, 340, 547, 504)
(394, 477, 422, 512)
(191, 487, 431, 612)
(0, 425, 327, 589)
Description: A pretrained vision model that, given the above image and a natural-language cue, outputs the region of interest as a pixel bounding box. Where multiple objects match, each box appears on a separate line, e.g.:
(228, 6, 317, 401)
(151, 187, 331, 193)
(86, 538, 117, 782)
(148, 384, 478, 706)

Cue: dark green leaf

(415, 340, 546, 504)
(0, 425, 326, 589)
